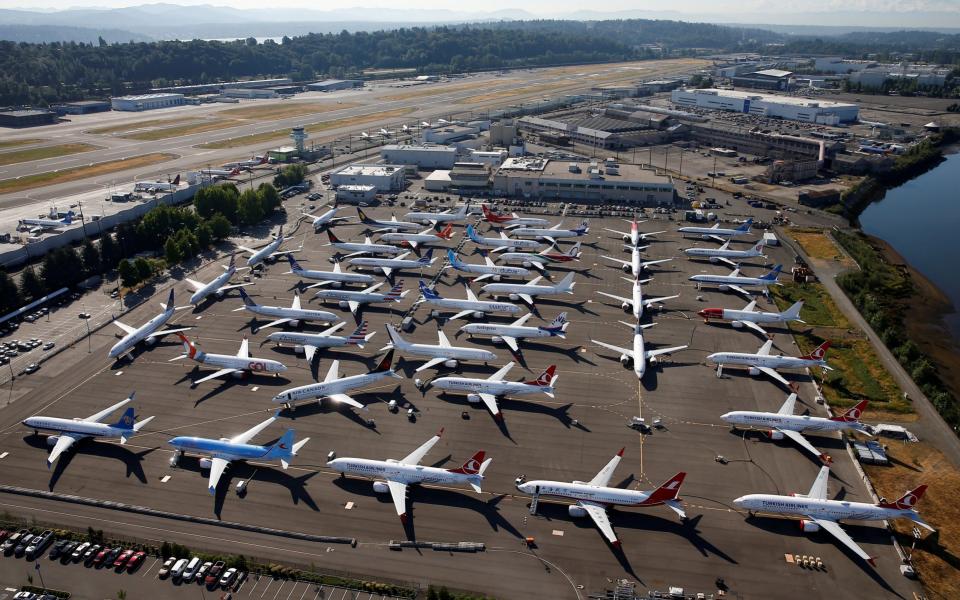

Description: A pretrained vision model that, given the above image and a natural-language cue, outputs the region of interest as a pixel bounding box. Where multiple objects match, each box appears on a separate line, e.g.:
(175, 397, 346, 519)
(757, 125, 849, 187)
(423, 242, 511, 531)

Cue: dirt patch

(0, 153, 177, 194)
(0, 143, 99, 166)
(219, 102, 360, 121)
(790, 229, 855, 267)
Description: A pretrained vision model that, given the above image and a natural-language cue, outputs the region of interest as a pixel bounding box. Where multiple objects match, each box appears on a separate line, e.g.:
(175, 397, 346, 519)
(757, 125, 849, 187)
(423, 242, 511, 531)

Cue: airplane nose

(720, 412, 732, 421)
(732, 496, 746, 508)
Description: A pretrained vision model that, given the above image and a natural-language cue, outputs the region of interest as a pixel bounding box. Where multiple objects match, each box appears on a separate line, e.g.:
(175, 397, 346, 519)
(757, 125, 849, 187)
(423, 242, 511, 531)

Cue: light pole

(679, 149, 685, 177)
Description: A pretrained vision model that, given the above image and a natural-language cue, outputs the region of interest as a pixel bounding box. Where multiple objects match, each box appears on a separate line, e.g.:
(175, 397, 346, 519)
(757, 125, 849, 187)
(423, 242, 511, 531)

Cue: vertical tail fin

(545, 312, 568, 332)
(557, 271, 576, 291)
(737, 218, 754, 231)
(526, 365, 556, 386)
(448, 451, 486, 475)
(783, 300, 804, 320)
(644, 472, 686, 504)
(466, 224, 480, 242)
(385, 280, 404, 300)
(878, 485, 927, 510)
(418, 280, 440, 300)
(286, 253, 302, 271)
(175, 332, 199, 359)
(347, 321, 369, 345)
(162, 289, 175, 310)
(327, 229, 341, 244)
(761, 264, 783, 281)
(438, 224, 454, 239)
(171, 174, 180, 185)
(753, 241, 766, 253)
(237, 287, 257, 307)
(831, 399, 867, 422)
(112, 407, 136, 430)
(268, 430, 296, 462)
(385, 324, 406, 348)
(567, 241, 582, 258)
(419, 248, 435, 265)
(801, 341, 831, 360)
(357, 208, 372, 223)
(373, 349, 396, 373)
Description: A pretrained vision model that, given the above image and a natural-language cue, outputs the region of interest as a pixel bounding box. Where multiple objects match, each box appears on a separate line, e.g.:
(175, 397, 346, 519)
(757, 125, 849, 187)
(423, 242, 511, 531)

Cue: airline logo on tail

(644, 472, 687, 504)
(760, 264, 783, 281)
(373, 349, 395, 372)
(541, 312, 568, 334)
(466, 224, 483, 243)
(114, 407, 136, 430)
(573, 220, 589, 234)
(445, 249, 460, 267)
(238, 288, 258, 307)
(385, 281, 404, 300)
(418, 248, 434, 265)
(418, 280, 440, 300)
(526, 365, 556, 386)
(448, 451, 486, 475)
(357, 208, 375, 224)
(327, 230, 343, 244)
(437, 224, 454, 239)
(831, 399, 867, 422)
(286, 254, 304, 271)
(878, 485, 927, 510)
(348, 321, 369, 344)
(481, 204, 507, 223)
(176, 332, 199, 359)
(737, 218, 754, 232)
(801, 341, 831, 361)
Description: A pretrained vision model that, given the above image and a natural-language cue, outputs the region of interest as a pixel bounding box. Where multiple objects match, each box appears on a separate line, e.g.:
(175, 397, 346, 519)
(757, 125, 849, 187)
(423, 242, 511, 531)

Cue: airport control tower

(290, 126, 308, 153)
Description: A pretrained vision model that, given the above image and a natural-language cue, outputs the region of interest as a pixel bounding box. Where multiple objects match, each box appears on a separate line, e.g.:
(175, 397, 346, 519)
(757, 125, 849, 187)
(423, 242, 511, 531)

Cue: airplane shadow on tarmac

(729, 429, 850, 469)
(278, 393, 390, 434)
(177, 369, 292, 407)
(435, 392, 585, 443)
(22, 435, 155, 490)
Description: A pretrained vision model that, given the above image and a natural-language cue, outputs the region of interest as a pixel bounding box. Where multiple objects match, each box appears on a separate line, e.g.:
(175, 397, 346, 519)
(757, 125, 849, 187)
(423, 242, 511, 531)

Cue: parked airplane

(108, 289, 192, 359)
(678, 218, 754, 243)
(417, 281, 521, 320)
(708, 340, 832, 388)
(19, 210, 75, 231)
(271, 350, 401, 410)
(168, 416, 309, 495)
(515, 450, 686, 547)
(328, 429, 491, 524)
(185, 254, 250, 305)
(379, 224, 454, 250)
(481, 272, 576, 306)
(458, 312, 567, 355)
(221, 156, 267, 171)
(445, 250, 529, 282)
(238, 226, 297, 269)
(285, 255, 374, 288)
(199, 167, 241, 179)
(604, 218, 663, 246)
(684, 239, 767, 267)
(591, 321, 687, 379)
(498, 242, 582, 272)
(326, 230, 403, 259)
(466, 224, 541, 252)
(264, 321, 375, 362)
(733, 466, 932, 566)
(234, 288, 340, 333)
(699, 299, 804, 337)
(134, 174, 181, 194)
(356, 208, 421, 232)
(481, 204, 549, 228)
(383, 324, 496, 372)
(404, 203, 470, 226)
(314, 280, 409, 317)
(602, 245, 672, 278)
(723, 396, 870, 463)
(348, 250, 435, 279)
(597, 276, 679, 320)
(23, 394, 154, 466)
(689, 265, 783, 298)
(171, 333, 287, 385)
(419, 362, 557, 421)
(302, 207, 350, 231)
(511, 220, 590, 245)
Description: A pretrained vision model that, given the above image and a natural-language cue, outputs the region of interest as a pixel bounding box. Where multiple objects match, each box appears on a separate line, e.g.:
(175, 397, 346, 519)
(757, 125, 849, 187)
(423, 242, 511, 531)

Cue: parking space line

(297, 582, 310, 600)
(283, 582, 298, 600)
(258, 577, 274, 598)
(140, 557, 160, 578)
(311, 586, 322, 600)
(243, 575, 259, 596)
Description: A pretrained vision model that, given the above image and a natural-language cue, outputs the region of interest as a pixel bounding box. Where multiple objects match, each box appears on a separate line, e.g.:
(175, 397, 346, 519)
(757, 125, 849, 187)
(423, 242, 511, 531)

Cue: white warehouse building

(671, 88, 859, 124)
(380, 144, 457, 169)
(111, 93, 185, 111)
(330, 164, 406, 192)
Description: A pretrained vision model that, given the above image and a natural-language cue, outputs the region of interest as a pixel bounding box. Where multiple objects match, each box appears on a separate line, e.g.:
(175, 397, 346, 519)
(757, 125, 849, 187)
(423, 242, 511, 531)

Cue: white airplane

(302, 207, 351, 231)
(314, 280, 409, 316)
(360, 131, 370, 139)
(134, 174, 180, 193)
(481, 204, 549, 228)
(185, 254, 250, 306)
(481, 272, 576, 306)
(221, 156, 267, 170)
(420, 362, 557, 421)
(378, 128, 393, 137)
(356, 208, 421, 232)
(234, 288, 340, 333)
(734, 466, 933, 566)
(171, 333, 287, 385)
(417, 280, 521, 320)
(604, 218, 663, 246)
(679, 218, 754, 243)
(591, 321, 687, 379)
(272, 350, 401, 410)
(404, 203, 471, 226)
(382, 324, 496, 372)
(237, 226, 298, 269)
(458, 312, 568, 355)
(498, 242, 582, 273)
(199, 166, 241, 179)
(699, 299, 804, 337)
(689, 264, 783, 298)
(445, 250, 529, 283)
(168, 416, 309, 495)
(602, 245, 672, 278)
(684, 239, 767, 267)
(264, 321, 375, 362)
(108, 289, 192, 359)
(379, 224, 454, 250)
(19, 210, 76, 231)
(515, 450, 686, 548)
(348, 250, 435, 279)
(23, 394, 154, 467)
(597, 276, 679, 320)
(326, 230, 402, 259)
(510, 220, 589, 245)
(466, 224, 541, 252)
(723, 396, 870, 463)
(285, 255, 375, 288)
(708, 340, 832, 389)
(327, 429, 491, 524)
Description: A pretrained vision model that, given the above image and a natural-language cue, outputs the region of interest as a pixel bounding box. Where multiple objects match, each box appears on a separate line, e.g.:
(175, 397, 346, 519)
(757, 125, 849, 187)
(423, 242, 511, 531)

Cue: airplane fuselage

(315, 289, 397, 304)
(482, 282, 567, 298)
(689, 274, 777, 288)
(511, 228, 583, 239)
(168, 437, 271, 461)
(451, 263, 529, 277)
(108, 308, 174, 358)
(247, 238, 284, 268)
(292, 267, 373, 284)
(241, 304, 339, 323)
(395, 342, 495, 362)
(679, 225, 752, 238)
(379, 232, 446, 245)
(266, 331, 355, 349)
(192, 351, 287, 374)
(349, 257, 429, 270)
(21, 417, 128, 440)
(431, 377, 550, 398)
(708, 352, 825, 371)
(733, 494, 914, 524)
(517, 480, 654, 507)
(422, 297, 520, 315)
(272, 371, 395, 405)
(328, 457, 479, 487)
(472, 236, 539, 250)
(459, 323, 555, 340)
(700, 307, 790, 325)
(721, 411, 859, 434)
(189, 267, 235, 305)
(684, 247, 764, 259)
(334, 241, 402, 256)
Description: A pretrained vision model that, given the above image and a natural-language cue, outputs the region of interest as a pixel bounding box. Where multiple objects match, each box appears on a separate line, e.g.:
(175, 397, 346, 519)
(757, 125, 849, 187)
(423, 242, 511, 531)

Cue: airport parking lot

(0, 200, 924, 599)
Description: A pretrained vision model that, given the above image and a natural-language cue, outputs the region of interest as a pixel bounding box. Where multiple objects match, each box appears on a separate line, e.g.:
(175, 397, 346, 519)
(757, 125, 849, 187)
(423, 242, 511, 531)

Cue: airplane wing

(779, 429, 825, 461)
(448, 309, 475, 321)
(603, 228, 629, 237)
(743, 300, 758, 312)
(540, 236, 558, 246)
(717, 256, 738, 268)
(258, 318, 292, 331)
(527, 261, 545, 273)
(728, 284, 752, 298)
(235, 245, 257, 255)
(757, 366, 792, 388)
(207, 457, 230, 495)
(742, 320, 769, 336)
(477, 393, 501, 419)
(644, 345, 688, 360)
(414, 357, 447, 373)
(325, 393, 366, 410)
(47, 433, 82, 465)
(778, 393, 798, 415)
(153, 327, 194, 337)
(303, 345, 318, 363)
(807, 466, 830, 501)
(112, 321, 137, 336)
(193, 368, 241, 385)
(810, 518, 874, 563)
(589, 452, 623, 486)
(602, 256, 629, 268)
(436, 330, 451, 347)
(708, 234, 729, 244)
(184, 278, 205, 292)
(400, 431, 442, 465)
(579, 501, 618, 545)
(86, 397, 132, 422)
(643, 294, 680, 307)
(518, 294, 534, 306)
(473, 273, 494, 283)
(488, 362, 515, 381)
(387, 479, 408, 519)
(642, 259, 673, 268)
(217, 283, 252, 293)
(758, 340, 774, 356)
(237, 337, 250, 359)
(597, 291, 632, 305)
(502, 336, 520, 354)
(591, 339, 634, 360)
(511, 313, 533, 327)
(230, 417, 277, 445)
(323, 360, 340, 382)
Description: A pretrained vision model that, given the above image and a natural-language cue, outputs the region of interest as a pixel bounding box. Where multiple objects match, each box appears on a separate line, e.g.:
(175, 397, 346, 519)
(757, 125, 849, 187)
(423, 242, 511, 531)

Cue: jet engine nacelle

(622, 264, 631, 273)
(800, 519, 820, 533)
(708, 256, 720, 263)
(568, 505, 587, 518)
(700, 234, 712, 241)
(493, 275, 502, 282)
(231, 371, 245, 379)
(472, 311, 485, 320)
(216, 289, 227, 298)
(748, 366, 761, 376)
(621, 302, 631, 312)
(467, 393, 482, 404)
(731, 320, 745, 329)
(508, 293, 520, 301)
(768, 430, 785, 440)
(295, 344, 306, 355)
(718, 284, 731, 292)
(443, 359, 458, 369)
(521, 260, 533, 268)
(331, 281, 344, 289)
(145, 336, 158, 346)
(622, 234, 631, 243)
(338, 301, 350, 309)
(491, 336, 504, 344)
(199, 457, 213, 470)
(649, 356, 659, 365)
(46, 435, 60, 447)
(373, 480, 389, 494)
(290, 319, 301, 328)
(620, 354, 633, 367)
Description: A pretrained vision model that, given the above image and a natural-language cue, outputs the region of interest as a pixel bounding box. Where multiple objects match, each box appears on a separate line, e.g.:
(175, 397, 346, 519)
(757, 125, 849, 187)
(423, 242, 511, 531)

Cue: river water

(859, 151, 960, 339)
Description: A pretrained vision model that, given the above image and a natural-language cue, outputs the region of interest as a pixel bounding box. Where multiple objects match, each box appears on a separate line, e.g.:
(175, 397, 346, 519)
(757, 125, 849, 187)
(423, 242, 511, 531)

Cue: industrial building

(221, 88, 277, 99)
(335, 185, 377, 204)
(330, 164, 405, 192)
(690, 123, 836, 161)
(422, 124, 479, 144)
(111, 93, 185, 112)
(518, 113, 670, 149)
(306, 80, 364, 92)
(671, 88, 859, 124)
(850, 65, 951, 89)
(731, 69, 794, 91)
(0, 109, 57, 128)
(380, 144, 457, 169)
(469, 149, 507, 167)
(492, 158, 675, 205)
(52, 100, 111, 115)
(813, 58, 873, 74)
(151, 78, 293, 95)
(267, 146, 299, 162)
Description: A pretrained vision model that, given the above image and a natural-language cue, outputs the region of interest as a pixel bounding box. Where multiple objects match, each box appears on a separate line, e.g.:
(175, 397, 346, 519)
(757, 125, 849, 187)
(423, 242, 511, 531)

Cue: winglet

(616, 447, 625, 457)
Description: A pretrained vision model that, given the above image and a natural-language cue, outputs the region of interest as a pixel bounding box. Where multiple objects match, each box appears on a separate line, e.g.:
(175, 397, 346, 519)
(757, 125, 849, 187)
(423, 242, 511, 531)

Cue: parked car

(71, 541, 90, 562)
(82, 544, 101, 564)
(42, 342, 54, 351)
(205, 560, 225, 586)
(157, 556, 177, 579)
(231, 570, 247, 591)
(58, 541, 78, 561)
(47, 540, 70, 560)
(23, 363, 39, 374)
(14, 534, 35, 557)
(181, 556, 202, 582)
(194, 561, 212, 584)
(126, 550, 146, 571)
(218, 567, 238, 589)
(113, 548, 134, 569)
(169, 557, 189, 580)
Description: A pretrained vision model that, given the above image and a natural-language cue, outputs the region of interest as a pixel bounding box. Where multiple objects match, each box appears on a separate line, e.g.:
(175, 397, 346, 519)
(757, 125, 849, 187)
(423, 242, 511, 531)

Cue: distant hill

(0, 25, 153, 44)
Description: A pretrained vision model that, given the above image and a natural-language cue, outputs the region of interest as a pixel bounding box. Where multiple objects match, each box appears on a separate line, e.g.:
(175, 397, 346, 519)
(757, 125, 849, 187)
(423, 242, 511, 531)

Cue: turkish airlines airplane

(684, 239, 766, 268)
(379, 224, 454, 250)
(314, 280, 409, 317)
(23, 394, 153, 466)
(263, 321, 375, 362)
(603, 218, 663, 246)
(171, 333, 287, 385)
(722, 395, 871, 463)
(498, 242, 582, 273)
(272, 350, 401, 410)
(699, 299, 804, 337)
(356, 208, 421, 232)
(708, 340, 832, 389)
(678, 218, 754, 243)
(466, 224, 541, 252)
(734, 465, 933, 566)
(328, 429, 491, 524)
(458, 312, 567, 355)
(383, 323, 496, 372)
(480, 204, 549, 228)
(285, 255, 375, 288)
(238, 226, 298, 269)
(689, 264, 783, 298)
(420, 362, 557, 421)
(326, 230, 402, 259)
(199, 166, 241, 179)
(510, 220, 590, 245)
(481, 272, 576, 306)
(108, 289, 192, 359)
(597, 276, 679, 320)
(602, 245, 672, 278)
(445, 250, 530, 282)
(515, 449, 686, 548)
(185, 254, 250, 306)
(302, 207, 351, 231)
(234, 288, 340, 333)
(591, 321, 687, 379)
(417, 280, 521, 321)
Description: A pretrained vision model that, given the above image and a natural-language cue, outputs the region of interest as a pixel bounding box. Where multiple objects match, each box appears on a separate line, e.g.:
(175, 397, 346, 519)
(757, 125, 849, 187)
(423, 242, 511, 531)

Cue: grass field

(0, 138, 43, 150)
(121, 120, 233, 141)
(382, 79, 518, 102)
(0, 153, 177, 194)
(88, 118, 196, 135)
(772, 282, 851, 329)
(0, 143, 98, 166)
(219, 102, 358, 120)
(790, 228, 856, 266)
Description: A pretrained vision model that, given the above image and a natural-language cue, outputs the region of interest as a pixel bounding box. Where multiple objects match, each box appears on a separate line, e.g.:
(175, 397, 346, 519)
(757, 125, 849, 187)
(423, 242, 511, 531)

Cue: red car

(92, 547, 110, 567)
(126, 551, 146, 572)
(113, 549, 134, 569)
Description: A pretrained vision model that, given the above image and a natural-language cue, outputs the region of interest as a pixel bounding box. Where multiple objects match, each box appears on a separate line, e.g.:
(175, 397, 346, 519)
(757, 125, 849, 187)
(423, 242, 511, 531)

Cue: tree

(196, 223, 213, 249)
(207, 213, 233, 240)
(81, 239, 101, 275)
(237, 189, 265, 226)
(19, 268, 45, 300)
(99, 234, 120, 270)
(0, 271, 22, 313)
(118, 259, 138, 288)
(164, 237, 182, 265)
(194, 184, 240, 223)
(257, 183, 281, 212)
(134, 257, 153, 282)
